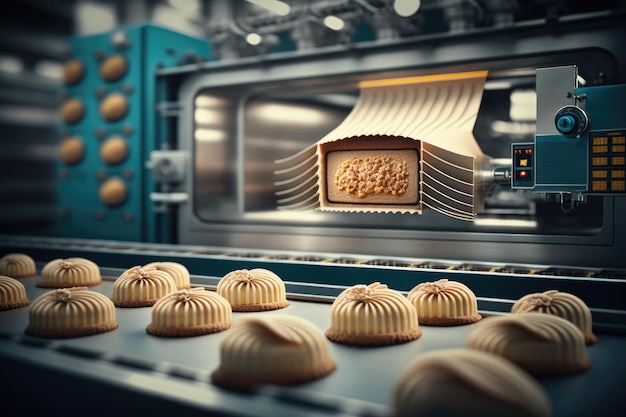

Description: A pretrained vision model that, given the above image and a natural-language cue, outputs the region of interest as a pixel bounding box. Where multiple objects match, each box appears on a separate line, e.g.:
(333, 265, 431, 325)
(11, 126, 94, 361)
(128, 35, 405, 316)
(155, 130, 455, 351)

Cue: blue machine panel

(518, 83, 626, 193)
(56, 24, 210, 241)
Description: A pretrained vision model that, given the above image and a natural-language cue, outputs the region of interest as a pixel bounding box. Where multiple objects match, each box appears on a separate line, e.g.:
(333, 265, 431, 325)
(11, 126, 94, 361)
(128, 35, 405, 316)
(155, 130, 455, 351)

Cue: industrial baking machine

(2, 8, 626, 417)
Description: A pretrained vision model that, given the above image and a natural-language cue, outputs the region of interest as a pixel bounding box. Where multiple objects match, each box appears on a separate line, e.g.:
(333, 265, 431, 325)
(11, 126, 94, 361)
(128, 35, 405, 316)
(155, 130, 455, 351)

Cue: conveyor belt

(1, 235, 625, 333)
(1, 271, 626, 417)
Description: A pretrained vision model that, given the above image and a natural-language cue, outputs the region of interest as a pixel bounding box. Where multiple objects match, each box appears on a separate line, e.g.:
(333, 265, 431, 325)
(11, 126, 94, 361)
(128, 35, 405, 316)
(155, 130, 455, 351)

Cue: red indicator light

(520, 171, 527, 177)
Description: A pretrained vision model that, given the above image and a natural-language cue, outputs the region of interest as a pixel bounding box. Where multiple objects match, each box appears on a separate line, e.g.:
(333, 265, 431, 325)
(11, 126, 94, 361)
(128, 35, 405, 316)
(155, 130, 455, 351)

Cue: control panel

(512, 66, 626, 196)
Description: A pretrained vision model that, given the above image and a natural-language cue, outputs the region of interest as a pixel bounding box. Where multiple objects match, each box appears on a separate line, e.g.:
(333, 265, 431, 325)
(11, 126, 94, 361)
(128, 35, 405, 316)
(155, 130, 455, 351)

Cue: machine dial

(554, 105, 589, 138)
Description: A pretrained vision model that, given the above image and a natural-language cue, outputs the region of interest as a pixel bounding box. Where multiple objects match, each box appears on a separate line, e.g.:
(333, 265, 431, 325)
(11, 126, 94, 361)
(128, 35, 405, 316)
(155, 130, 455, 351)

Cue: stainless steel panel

(535, 66, 577, 136)
(172, 16, 626, 267)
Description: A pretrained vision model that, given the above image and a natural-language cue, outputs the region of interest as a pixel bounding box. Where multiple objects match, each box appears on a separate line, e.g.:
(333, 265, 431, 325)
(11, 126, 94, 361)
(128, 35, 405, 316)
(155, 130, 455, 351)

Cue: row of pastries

(1, 252, 597, 417)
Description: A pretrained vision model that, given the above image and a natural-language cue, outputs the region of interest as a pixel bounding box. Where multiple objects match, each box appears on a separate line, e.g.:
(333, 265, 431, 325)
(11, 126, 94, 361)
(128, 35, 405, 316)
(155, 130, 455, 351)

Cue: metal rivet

(95, 127, 108, 140)
(94, 49, 106, 62)
(95, 87, 107, 99)
(59, 209, 70, 220)
(96, 169, 108, 181)
(122, 169, 133, 180)
(121, 125, 134, 136)
(94, 210, 106, 220)
(123, 212, 134, 222)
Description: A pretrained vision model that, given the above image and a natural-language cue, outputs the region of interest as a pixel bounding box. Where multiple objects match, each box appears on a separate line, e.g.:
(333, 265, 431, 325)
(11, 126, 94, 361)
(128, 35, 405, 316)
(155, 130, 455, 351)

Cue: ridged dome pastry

(407, 279, 482, 326)
(512, 289, 596, 345)
(0, 253, 36, 278)
(392, 348, 552, 417)
(110, 265, 177, 307)
(0, 275, 30, 310)
(212, 315, 336, 390)
(466, 312, 590, 376)
(217, 268, 289, 312)
(146, 288, 232, 337)
(39, 257, 102, 288)
(25, 287, 118, 338)
(143, 261, 191, 290)
(326, 282, 421, 346)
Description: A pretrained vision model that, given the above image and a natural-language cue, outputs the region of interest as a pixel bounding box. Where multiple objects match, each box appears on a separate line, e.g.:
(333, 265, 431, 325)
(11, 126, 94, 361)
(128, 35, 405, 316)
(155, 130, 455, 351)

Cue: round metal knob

(554, 105, 588, 138)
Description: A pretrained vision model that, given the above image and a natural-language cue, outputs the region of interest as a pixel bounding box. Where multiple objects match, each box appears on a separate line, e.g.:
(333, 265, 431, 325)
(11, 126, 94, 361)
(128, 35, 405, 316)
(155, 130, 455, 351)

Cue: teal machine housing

(56, 24, 211, 242)
(512, 66, 626, 196)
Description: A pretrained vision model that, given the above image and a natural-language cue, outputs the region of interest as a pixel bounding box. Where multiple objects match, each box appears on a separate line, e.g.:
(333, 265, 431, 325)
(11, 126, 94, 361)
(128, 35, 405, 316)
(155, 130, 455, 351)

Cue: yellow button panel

(589, 130, 626, 193)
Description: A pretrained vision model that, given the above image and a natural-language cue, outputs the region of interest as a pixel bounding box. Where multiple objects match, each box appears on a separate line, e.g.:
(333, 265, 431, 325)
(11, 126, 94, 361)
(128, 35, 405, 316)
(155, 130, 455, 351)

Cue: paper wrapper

(274, 71, 492, 221)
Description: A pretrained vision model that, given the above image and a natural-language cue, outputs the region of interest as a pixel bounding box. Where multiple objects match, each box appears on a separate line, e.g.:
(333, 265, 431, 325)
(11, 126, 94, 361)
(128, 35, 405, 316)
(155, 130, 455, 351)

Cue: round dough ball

(100, 137, 128, 165)
(99, 55, 128, 82)
(61, 99, 85, 124)
(60, 137, 85, 165)
(98, 177, 128, 207)
(63, 59, 85, 86)
(99, 93, 129, 122)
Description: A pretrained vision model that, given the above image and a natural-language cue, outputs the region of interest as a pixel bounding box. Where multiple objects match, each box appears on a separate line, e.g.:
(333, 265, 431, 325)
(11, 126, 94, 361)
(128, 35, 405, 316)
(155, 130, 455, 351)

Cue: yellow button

(593, 136, 608, 145)
(612, 136, 626, 145)
(592, 157, 608, 166)
(611, 180, 625, 191)
(612, 156, 625, 166)
(593, 145, 608, 153)
(592, 170, 607, 178)
(592, 181, 607, 191)
(612, 170, 625, 178)
(612, 145, 626, 153)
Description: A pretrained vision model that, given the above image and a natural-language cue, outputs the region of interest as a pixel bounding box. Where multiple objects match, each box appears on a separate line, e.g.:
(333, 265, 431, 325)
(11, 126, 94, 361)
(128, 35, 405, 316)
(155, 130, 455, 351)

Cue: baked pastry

(392, 348, 552, 417)
(110, 265, 176, 307)
(143, 261, 191, 290)
(217, 268, 289, 312)
(466, 312, 590, 376)
(146, 288, 232, 337)
(407, 279, 482, 326)
(25, 287, 118, 338)
(512, 289, 596, 345)
(211, 315, 336, 390)
(0, 275, 30, 310)
(0, 253, 36, 278)
(326, 282, 421, 346)
(38, 257, 102, 288)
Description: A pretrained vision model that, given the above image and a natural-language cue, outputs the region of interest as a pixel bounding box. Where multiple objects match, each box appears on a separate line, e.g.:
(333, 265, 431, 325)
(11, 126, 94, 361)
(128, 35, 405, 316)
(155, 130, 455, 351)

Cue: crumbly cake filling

(335, 156, 409, 198)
